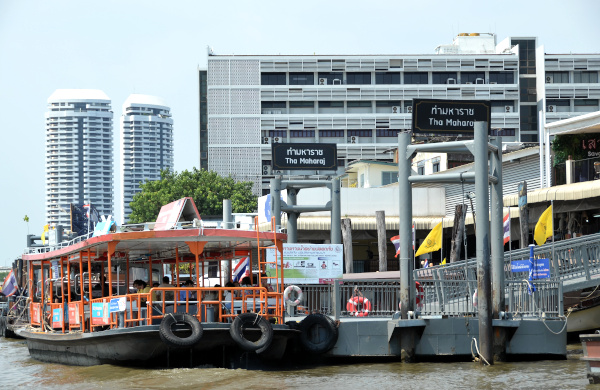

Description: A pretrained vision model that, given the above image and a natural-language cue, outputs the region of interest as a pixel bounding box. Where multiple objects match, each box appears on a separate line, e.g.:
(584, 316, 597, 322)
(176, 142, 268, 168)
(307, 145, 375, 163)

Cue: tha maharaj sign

(412, 98, 491, 135)
(272, 143, 337, 171)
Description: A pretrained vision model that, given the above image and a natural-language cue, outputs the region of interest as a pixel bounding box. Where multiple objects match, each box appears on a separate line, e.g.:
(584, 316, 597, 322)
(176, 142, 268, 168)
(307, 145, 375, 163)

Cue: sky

(0, 0, 599, 267)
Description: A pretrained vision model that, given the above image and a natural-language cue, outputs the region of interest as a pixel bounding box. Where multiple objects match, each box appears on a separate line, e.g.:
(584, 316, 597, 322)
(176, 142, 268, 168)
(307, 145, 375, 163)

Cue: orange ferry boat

(17, 198, 310, 367)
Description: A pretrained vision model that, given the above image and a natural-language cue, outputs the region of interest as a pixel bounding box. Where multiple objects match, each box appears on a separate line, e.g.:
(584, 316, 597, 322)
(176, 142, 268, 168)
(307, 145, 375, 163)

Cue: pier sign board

(265, 243, 343, 284)
(510, 258, 551, 279)
(412, 98, 491, 135)
(272, 143, 337, 171)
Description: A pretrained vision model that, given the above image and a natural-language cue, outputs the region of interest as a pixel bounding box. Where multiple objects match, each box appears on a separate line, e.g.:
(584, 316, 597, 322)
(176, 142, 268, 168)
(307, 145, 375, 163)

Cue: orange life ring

(346, 296, 371, 317)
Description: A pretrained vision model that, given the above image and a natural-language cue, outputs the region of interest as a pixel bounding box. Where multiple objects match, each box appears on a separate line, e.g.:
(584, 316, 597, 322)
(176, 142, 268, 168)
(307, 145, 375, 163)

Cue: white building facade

(204, 34, 600, 195)
(45, 89, 114, 227)
(120, 94, 173, 223)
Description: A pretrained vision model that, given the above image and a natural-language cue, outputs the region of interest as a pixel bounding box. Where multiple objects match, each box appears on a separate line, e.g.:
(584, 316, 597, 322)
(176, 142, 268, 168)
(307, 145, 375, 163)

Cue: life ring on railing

(230, 313, 273, 353)
(398, 282, 425, 310)
(347, 296, 372, 317)
(159, 313, 203, 348)
(283, 285, 303, 307)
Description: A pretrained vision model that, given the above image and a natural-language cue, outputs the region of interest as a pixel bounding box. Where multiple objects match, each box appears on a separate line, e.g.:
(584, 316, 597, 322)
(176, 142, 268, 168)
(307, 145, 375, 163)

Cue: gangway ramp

(416, 232, 600, 294)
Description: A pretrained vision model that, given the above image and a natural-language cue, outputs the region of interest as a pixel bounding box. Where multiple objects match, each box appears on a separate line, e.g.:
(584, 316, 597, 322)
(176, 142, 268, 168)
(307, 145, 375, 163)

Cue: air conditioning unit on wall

(547, 105, 557, 113)
(262, 137, 271, 144)
(546, 75, 553, 83)
(272, 136, 283, 143)
(262, 165, 272, 175)
(348, 136, 359, 144)
(406, 106, 413, 113)
(505, 106, 513, 113)
(391, 106, 401, 114)
(318, 78, 327, 85)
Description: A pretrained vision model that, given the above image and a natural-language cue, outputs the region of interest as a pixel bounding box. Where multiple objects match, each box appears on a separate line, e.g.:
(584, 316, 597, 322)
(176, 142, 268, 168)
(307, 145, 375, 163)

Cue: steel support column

(475, 121, 493, 364)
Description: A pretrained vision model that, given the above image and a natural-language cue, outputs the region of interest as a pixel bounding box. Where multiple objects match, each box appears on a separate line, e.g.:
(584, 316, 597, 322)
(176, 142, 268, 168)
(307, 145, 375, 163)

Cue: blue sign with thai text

(511, 258, 551, 279)
(110, 297, 126, 313)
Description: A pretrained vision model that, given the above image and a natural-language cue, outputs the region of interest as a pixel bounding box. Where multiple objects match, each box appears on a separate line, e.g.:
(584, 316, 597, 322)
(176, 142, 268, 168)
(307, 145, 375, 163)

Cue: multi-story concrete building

(45, 89, 114, 227)
(120, 94, 173, 223)
(203, 34, 600, 195)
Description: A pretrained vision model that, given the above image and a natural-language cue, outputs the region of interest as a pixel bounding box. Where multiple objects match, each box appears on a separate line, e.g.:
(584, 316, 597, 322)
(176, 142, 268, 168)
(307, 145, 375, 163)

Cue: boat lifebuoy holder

(346, 296, 372, 317)
(283, 285, 303, 307)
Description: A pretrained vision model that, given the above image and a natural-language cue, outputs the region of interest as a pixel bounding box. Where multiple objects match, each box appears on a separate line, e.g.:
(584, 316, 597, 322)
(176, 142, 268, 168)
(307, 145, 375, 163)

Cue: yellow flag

(441, 258, 447, 265)
(41, 224, 49, 245)
(415, 222, 442, 257)
(534, 205, 553, 246)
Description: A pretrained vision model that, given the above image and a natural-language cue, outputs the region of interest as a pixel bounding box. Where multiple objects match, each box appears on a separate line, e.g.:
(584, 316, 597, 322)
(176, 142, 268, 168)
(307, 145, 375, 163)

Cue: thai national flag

(423, 259, 429, 269)
(503, 213, 510, 245)
(232, 257, 250, 283)
(390, 235, 400, 258)
(1, 270, 18, 297)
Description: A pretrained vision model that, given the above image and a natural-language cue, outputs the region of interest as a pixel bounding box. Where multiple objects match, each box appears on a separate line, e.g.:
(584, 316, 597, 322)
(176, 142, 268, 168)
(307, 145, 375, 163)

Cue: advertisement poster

(68, 302, 80, 325)
(91, 302, 110, 325)
(31, 303, 41, 324)
(265, 243, 343, 284)
(52, 308, 63, 328)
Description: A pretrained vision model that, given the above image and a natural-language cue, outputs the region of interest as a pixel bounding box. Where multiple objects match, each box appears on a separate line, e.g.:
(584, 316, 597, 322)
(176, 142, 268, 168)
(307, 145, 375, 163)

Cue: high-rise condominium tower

(120, 94, 173, 223)
(45, 89, 114, 227)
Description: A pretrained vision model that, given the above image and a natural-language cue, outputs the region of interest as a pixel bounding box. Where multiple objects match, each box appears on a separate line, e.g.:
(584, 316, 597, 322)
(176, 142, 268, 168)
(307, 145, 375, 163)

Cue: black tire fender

(299, 313, 338, 354)
(229, 313, 273, 353)
(159, 313, 203, 348)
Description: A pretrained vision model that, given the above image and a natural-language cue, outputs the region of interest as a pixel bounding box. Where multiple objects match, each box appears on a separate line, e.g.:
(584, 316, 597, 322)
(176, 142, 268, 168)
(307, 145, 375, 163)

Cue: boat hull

(581, 333, 600, 384)
(19, 324, 299, 367)
(568, 303, 600, 333)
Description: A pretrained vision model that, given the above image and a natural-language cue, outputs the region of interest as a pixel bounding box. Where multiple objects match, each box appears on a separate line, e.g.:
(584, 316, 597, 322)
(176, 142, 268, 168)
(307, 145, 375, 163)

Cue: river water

(0, 337, 591, 389)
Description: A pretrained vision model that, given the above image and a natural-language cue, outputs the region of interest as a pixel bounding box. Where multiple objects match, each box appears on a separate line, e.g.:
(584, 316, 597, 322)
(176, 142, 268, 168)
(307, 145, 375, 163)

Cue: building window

(432, 158, 440, 173)
(261, 101, 286, 114)
(289, 72, 314, 85)
(261, 72, 286, 85)
(546, 71, 569, 83)
(461, 72, 485, 84)
(432, 72, 458, 84)
(404, 72, 428, 84)
(417, 163, 425, 175)
(347, 129, 372, 137)
(489, 128, 516, 136)
(268, 130, 287, 137)
(320, 130, 344, 137)
(512, 39, 536, 75)
(337, 159, 346, 167)
(520, 78, 537, 103)
(376, 129, 401, 137)
(376, 72, 401, 84)
(574, 71, 599, 83)
(489, 71, 515, 84)
(290, 130, 315, 138)
(318, 72, 343, 85)
(381, 171, 398, 186)
(347, 72, 371, 85)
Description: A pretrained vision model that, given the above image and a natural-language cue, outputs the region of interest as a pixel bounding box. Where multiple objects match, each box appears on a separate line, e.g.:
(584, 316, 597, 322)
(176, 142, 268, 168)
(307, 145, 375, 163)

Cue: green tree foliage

(551, 134, 588, 166)
(128, 169, 257, 224)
